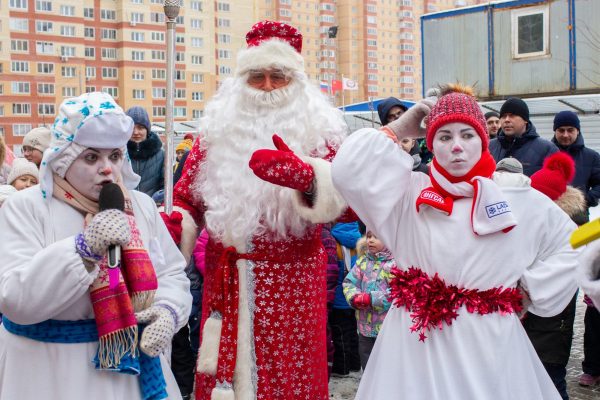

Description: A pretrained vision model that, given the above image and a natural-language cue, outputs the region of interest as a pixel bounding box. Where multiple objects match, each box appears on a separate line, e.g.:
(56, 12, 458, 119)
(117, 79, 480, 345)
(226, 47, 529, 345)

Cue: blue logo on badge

(485, 201, 511, 218)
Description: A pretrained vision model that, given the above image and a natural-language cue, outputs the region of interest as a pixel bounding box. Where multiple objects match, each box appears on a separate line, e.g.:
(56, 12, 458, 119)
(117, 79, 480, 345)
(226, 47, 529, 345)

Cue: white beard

(193, 72, 347, 246)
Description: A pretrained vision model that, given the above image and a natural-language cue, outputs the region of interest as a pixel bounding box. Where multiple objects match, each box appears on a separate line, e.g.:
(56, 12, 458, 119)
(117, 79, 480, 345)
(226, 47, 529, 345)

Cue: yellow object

(570, 218, 600, 248)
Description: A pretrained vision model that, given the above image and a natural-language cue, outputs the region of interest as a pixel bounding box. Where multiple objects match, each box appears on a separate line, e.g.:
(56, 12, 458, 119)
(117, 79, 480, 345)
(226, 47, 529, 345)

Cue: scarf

(53, 175, 158, 369)
(415, 152, 517, 235)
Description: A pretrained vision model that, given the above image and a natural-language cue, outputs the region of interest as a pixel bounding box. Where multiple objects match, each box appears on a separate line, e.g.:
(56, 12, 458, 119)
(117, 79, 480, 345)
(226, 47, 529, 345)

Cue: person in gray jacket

(126, 106, 165, 197)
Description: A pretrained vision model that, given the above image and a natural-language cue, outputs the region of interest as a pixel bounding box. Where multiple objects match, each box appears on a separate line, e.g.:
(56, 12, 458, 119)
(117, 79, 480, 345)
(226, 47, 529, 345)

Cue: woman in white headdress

(0, 92, 191, 400)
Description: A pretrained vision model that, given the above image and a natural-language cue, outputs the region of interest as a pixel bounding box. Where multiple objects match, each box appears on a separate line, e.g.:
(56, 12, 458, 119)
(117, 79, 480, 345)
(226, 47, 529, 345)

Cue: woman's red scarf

(416, 152, 517, 235)
(53, 175, 158, 369)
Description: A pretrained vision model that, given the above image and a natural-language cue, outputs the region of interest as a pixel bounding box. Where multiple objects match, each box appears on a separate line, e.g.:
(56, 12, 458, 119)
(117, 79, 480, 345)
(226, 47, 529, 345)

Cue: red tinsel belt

(389, 267, 523, 342)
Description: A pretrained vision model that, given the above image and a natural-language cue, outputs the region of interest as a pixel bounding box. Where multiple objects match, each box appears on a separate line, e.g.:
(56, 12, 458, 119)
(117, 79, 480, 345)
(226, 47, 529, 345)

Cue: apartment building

(0, 0, 483, 149)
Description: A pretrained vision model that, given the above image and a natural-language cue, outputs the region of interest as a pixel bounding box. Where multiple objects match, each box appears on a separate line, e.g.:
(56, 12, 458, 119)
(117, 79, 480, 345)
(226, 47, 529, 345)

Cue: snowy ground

(329, 370, 361, 400)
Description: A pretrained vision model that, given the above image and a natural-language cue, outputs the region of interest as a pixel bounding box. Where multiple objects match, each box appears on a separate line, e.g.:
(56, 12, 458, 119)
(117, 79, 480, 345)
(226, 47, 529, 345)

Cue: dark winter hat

(553, 111, 580, 132)
(125, 106, 151, 134)
(530, 152, 575, 201)
(377, 97, 408, 125)
(499, 98, 529, 122)
(484, 111, 499, 120)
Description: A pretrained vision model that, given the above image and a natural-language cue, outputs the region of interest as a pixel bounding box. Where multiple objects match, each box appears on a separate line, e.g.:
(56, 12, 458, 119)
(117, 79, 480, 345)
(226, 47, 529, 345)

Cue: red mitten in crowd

(160, 211, 183, 245)
(352, 293, 372, 310)
(249, 134, 315, 192)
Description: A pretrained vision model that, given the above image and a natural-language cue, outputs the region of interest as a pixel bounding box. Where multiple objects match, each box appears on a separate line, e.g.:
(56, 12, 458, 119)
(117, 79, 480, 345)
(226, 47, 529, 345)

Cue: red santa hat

(530, 152, 575, 201)
(425, 84, 489, 151)
(236, 20, 304, 76)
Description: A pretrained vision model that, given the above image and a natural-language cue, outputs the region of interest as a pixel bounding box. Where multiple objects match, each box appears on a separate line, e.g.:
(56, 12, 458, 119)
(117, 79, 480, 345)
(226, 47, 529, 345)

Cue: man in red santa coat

(165, 21, 348, 400)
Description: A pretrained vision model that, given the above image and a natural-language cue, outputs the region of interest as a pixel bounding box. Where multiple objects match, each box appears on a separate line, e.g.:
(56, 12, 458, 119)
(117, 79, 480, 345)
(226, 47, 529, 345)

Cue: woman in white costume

(331, 85, 579, 399)
(0, 92, 191, 400)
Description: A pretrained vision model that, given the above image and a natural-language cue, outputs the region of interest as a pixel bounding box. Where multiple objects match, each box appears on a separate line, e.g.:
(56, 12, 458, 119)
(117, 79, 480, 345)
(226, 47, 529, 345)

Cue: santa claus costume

(331, 86, 579, 399)
(170, 21, 348, 400)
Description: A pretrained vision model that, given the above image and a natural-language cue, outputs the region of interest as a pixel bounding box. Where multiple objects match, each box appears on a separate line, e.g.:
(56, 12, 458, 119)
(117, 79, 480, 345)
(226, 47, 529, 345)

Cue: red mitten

(160, 211, 183, 245)
(352, 293, 371, 310)
(249, 134, 315, 192)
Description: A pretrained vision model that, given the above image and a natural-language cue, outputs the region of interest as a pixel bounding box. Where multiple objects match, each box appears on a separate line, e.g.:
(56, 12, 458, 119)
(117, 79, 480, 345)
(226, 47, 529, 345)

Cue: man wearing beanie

(125, 106, 164, 197)
(489, 97, 558, 176)
(22, 127, 51, 167)
(484, 111, 500, 139)
(550, 110, 600, 388)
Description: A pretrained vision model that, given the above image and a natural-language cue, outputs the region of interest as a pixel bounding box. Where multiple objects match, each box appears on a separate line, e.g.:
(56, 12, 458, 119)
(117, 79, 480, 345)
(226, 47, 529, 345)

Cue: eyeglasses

(247, 70, 290, 86)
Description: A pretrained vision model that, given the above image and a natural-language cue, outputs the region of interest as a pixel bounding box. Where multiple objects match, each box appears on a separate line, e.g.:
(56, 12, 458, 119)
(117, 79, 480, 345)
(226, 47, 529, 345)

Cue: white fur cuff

(175, 206, 198, 263)
(291, 157, 346, 223)
(211, 387, 235, 400)
(196, 314, 222, 375)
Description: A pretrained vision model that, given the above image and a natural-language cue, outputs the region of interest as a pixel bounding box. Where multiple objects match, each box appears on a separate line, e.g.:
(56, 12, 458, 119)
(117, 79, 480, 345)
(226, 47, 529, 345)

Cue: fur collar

(127, 132, 163, 160)
(555, 186, 586, 219)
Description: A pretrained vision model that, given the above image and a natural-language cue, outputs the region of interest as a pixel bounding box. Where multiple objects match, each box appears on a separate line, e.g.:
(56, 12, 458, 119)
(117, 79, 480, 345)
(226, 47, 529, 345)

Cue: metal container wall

(575, 0, 600, 91)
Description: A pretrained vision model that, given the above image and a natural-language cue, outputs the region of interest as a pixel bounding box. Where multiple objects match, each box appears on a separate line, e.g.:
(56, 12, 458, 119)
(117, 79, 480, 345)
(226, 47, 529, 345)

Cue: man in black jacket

(489, 97, 558, 176)
(551, 110, 600, 388)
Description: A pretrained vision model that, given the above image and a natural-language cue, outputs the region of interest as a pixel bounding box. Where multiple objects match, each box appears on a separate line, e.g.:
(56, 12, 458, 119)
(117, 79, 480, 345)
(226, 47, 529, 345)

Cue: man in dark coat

(489, 97, 558, 176)
(125, 106, 165, 197)
(551, 110, 600, 388)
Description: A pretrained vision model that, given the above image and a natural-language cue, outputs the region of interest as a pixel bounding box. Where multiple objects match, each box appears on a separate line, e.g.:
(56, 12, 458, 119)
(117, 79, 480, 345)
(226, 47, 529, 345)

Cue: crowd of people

(0, 19, 600, 400)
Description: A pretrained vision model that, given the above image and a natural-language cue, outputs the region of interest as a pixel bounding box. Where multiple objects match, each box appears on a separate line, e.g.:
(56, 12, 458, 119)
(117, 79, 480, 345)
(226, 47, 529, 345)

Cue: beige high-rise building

(0, 0, 483, 149)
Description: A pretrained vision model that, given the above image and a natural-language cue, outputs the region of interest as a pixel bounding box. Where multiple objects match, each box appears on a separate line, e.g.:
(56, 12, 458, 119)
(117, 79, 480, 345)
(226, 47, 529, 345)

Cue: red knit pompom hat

(530, 152, 575, 200)
(425, 86, 489, 151)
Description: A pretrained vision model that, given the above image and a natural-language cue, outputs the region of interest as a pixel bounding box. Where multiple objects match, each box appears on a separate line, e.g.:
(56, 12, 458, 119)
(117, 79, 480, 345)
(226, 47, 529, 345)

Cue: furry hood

(127, 132, 163, 160)
(555, 186, 587, 219)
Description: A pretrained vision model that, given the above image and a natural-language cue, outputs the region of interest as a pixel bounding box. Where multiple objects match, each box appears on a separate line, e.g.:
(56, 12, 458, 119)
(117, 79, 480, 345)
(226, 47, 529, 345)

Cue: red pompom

(542, 152, 575, 183)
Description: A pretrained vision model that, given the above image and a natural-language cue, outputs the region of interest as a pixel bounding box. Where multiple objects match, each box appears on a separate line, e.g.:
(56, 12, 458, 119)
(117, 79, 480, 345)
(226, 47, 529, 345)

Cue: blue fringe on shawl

(2, 318, 167, 400)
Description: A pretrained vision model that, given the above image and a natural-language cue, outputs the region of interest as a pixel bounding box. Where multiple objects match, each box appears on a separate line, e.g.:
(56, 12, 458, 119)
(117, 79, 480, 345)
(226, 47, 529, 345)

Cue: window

(176, 52, 185, 62)
(36, 41, 54, 55)
(153, 107, 166, 117)
(219, 66, 232, 75)
(217, 2, 230, 11)
(175, 70, 185, 81)
(174, 107, 186, 117)
(152, 69, 166, 79)
(38, 104, 55, 115)
(151, 31, 165, 41)
(218, 49, 231, 59)
(192, 110, 203, 119)
(101, 9, 116, 20)
(62, 66, 76, 77)
(217, 34, 231, 44)
(13, 124, 32, 136)
(10, 18, 29, 31)
(38, 83, 55, 95)
(61, 26, 76, 36)
(102, 67, 118, 78)
(9, 0, 28, 10)
(11, 61, 29, 73)
(132, 89, 145, 99)
(176, 35, 185, 44)
(151, 50, 165, 60)
(61, 46, 76, 57)
(131, 12, 144, 23)
(174, 89, 186, 99)
(101, 48, 117, 59)
(12, 82, 30, 94)
(512, 5, 549, 58)
(85, 27, 95, 38)
(367, 85, 378, 93)
(190, 19, 202, 29)
(62, 87, 77, 97)
(150, 13, 165, 23)
(102, 87, 118, 97)
(37, 62, 54, 74)
(0, 108, 3, 117)
(85, 86, 96, 93)
(35, 0, 52, 11)
(86, 66, 96, 78)
(36, 21, 54, 33)
(132, 70, 145, 80)
(190, 1, 202, 11)
(191, 37, 203, 48)
(152, 87, 166, 98)
(191, 73, 204, 83)
(11, 40, 29, 52)
(85, 47, 95, 58)
(84, 7, 94, 18)
(132, 0, 143, 4)
(102, 29, 117, 40)
(132, 51, 145, 61)
(367, 39, 377, 47)
(367, 28, 377, 35)
(12, 103, 31, 115)
(60, 5, 75, 16)
(192, 92, 204, 101)
(191, 55, 203, 65)
(131, 32, 145, 42)
(176, 16, 184, 24)
(217, 18, 230, 28)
